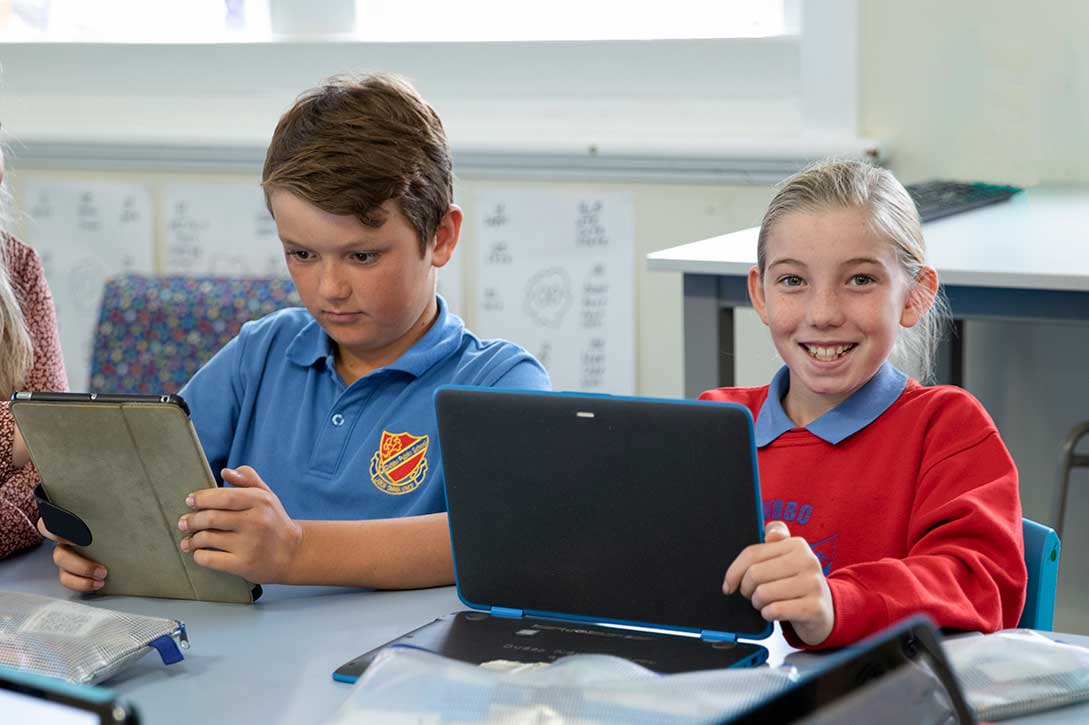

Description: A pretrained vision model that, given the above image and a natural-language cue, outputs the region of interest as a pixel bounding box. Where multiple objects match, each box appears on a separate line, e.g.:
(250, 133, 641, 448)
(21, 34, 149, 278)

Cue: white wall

(862, 0, 1089, 633)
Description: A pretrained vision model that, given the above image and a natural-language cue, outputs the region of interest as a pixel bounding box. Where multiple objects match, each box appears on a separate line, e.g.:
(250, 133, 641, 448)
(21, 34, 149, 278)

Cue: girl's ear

(748, 266, 770, 326)
(901, 266, 938, 328)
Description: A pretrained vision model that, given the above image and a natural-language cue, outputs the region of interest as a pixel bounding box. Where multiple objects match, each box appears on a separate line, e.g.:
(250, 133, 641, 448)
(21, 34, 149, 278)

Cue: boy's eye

(351, 252, 379, 264)
(286, 249, 313, 261)
(777, 274, 804, 287)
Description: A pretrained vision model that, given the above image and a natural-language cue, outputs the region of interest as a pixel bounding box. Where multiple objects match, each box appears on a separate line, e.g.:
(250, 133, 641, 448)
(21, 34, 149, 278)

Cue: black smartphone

(0, 667, 140, 724)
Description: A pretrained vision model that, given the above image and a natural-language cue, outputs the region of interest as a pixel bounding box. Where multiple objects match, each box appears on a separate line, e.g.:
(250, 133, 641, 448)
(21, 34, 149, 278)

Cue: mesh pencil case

(0, 591, 188, 684)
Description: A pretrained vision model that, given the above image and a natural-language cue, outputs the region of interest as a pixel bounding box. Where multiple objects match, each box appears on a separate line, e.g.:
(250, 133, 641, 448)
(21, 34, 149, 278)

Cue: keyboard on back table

(905, 180, 1022, 223)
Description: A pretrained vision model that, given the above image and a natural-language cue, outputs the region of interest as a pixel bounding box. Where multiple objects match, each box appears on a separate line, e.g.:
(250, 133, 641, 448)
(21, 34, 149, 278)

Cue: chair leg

(1054, 421, 1089, 540)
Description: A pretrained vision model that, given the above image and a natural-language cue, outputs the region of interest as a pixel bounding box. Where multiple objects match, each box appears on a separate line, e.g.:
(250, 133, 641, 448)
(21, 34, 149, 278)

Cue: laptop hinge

(490, 606, 524, 619)
(700, 629, 737, 643)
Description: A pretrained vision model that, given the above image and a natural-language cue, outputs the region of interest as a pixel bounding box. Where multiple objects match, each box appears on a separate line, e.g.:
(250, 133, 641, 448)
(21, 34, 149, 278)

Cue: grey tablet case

(11, 392, 258, 604)
(335, 387, 771, 681)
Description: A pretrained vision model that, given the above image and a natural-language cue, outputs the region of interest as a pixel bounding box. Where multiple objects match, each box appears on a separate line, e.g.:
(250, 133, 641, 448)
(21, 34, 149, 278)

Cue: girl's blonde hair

(756, 159, 950, 382)
(0, 179, 34, 398)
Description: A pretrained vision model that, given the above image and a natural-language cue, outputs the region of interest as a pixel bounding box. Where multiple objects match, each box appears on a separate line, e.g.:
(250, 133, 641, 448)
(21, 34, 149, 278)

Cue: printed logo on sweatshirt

(809, 535, 838, 576)
(763, 499, 813, 526)
(764, 499, 835, 573)
(370, 430, 429, 495)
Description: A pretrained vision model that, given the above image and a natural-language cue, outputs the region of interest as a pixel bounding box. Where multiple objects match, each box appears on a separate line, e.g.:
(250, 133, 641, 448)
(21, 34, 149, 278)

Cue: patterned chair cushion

(90, 275, 301, 394)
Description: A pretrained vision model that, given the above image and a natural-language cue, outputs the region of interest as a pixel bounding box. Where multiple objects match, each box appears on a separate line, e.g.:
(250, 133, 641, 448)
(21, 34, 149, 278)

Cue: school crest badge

(370, 430, 429, 495)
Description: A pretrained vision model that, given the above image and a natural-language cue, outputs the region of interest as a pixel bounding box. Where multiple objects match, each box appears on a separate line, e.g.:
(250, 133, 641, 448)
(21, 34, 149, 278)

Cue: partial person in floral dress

(0, 148, 69, 559)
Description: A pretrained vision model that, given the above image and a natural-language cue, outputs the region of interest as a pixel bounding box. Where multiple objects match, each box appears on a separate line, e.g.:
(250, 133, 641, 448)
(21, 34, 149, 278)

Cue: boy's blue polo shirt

(179, 297, 550, 520)
(754, 362, 908, 447)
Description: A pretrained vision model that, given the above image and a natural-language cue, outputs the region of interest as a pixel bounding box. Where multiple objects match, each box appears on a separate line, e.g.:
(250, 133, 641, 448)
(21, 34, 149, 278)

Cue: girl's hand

(37, 518, 109, 592)
(723, 521, 835, 646)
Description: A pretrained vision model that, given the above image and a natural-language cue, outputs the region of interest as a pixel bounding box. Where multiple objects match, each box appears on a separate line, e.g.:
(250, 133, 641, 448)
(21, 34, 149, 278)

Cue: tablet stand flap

(34, 484, 93, 547)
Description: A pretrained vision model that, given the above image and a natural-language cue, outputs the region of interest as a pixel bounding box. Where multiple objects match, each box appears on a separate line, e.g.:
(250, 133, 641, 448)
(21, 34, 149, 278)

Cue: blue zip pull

(148, 635, 185, 665)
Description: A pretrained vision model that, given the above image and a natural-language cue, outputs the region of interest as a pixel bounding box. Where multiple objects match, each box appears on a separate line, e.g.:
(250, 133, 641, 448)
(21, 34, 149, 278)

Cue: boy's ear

(429, 204, 462, 268)
(748, 266, 770, 326)
(901, 265, 939, 328)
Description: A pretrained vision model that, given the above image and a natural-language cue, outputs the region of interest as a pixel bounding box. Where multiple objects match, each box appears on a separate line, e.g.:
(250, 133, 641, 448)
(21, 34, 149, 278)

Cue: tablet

(0, 666, 139, 724)
(12, 392, 259, 604)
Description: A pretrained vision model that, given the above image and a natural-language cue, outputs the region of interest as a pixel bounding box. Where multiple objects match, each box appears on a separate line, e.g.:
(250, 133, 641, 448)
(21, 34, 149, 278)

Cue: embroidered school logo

(370, 430, 429, 495)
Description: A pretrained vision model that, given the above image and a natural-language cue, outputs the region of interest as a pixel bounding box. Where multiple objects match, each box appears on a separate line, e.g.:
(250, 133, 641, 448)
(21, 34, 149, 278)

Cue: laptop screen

(436, 388, 768, 638)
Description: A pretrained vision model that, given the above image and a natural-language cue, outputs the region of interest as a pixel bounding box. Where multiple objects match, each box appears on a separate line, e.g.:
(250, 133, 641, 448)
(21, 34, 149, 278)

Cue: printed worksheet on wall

(161, 182, 287, 277)
(475, 190, 635, 394)
(20, 178, 154, 392)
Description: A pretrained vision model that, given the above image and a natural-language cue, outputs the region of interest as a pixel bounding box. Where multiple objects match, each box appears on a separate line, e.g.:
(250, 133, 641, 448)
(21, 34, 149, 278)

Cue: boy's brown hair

(261, 73, 453, 256)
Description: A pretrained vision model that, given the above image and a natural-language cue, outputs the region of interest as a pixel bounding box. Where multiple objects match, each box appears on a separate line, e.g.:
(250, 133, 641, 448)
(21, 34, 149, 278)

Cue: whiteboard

(475, 190, 635, 393)
(162, 182, 287, 277)
(21, 178, 155, 392)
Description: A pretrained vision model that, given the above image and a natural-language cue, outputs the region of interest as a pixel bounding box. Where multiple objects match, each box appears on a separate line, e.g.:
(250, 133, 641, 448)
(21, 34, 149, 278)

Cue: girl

(0, 146, 69, 559)
(704, 160, 1025, 648)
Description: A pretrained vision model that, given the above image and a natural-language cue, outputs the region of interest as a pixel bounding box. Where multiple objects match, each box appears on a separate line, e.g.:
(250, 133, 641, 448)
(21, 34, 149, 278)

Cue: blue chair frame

(1020, 518, 1060, 630)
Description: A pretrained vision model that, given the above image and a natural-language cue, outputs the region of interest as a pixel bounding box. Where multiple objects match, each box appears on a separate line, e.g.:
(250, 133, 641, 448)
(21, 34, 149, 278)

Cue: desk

(3, 544, 1089, 724)
(647, 187, 1089, 397)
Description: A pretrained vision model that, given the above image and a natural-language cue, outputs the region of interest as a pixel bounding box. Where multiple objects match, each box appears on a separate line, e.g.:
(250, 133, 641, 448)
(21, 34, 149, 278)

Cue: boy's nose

(318, 265, 351, 300)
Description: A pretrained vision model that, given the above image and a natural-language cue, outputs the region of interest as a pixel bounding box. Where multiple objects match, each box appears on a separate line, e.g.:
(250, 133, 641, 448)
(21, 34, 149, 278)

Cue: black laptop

(334, 387, 771, 682)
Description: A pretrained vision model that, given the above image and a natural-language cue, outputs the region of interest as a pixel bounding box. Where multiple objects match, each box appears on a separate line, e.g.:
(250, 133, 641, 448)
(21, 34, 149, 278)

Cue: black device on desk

(335, 387, 771, 682)
(0, 666, 139, 724)
(905, 180, 1022, 222)
(725, 615, 976, 725)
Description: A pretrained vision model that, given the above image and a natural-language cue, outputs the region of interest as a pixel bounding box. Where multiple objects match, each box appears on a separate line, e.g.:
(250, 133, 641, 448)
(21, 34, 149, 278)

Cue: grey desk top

(3, 543, 1089, 724)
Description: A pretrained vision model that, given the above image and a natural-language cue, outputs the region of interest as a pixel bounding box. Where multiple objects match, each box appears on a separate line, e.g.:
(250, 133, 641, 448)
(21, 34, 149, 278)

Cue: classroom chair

(1020, 517, 1061, 631)
(89, 274, 300, 394)
(1054, 419, 1089, 541)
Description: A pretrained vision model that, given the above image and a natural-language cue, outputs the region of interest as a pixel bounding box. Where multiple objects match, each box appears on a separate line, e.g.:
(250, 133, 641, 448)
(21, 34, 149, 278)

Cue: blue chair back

(1020, 517, 1060, 630)
(89, 274, 300, 394)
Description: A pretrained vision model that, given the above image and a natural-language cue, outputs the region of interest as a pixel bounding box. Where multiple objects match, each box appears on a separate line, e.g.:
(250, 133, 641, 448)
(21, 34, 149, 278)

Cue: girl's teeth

(805, 344, 852, 361)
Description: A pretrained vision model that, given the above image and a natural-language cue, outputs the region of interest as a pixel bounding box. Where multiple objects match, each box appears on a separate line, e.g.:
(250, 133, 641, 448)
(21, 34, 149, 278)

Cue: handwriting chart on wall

(475, 190, 635, 394)
(162, 182, 287, 277)
(21, 178, 155, 392)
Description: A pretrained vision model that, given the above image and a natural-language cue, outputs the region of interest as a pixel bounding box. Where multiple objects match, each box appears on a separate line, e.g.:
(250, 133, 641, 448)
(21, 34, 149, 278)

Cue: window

(0, 0, 794, 43)
(352, 0, 796, 42)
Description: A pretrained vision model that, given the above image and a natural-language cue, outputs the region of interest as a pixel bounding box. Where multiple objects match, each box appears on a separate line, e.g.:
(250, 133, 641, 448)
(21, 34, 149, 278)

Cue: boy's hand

(37, 518, 108, 592)
(179, 466, 303, 584)
(723, 521, 835, 646)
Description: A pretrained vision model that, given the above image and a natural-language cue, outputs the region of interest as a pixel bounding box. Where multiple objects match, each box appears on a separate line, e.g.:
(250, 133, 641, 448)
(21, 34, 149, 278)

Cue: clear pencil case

(0, 591, 188, 684)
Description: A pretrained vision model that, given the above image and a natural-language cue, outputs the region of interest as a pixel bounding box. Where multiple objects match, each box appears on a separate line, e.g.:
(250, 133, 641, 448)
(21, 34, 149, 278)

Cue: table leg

(683, 274, 732, 398)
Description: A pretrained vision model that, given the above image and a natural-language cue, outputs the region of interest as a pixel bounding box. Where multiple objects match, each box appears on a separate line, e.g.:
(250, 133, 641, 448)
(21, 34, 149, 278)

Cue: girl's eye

(286, 250, 313, 261)
(778, 274, 803, 287)
(850, 274, 875, 286)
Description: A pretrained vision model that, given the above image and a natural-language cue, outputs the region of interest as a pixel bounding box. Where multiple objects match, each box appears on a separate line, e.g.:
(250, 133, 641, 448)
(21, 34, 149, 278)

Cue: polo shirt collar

(284, 295, 464, 379)
(754, 361, 908, 447)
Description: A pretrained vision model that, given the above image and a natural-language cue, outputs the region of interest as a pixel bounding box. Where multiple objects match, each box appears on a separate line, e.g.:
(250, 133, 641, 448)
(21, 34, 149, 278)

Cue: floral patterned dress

(0, 233, 68, 558)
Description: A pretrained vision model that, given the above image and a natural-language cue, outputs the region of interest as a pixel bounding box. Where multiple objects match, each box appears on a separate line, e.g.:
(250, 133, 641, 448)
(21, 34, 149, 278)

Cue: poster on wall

(475, 190, 635, 394)
(162, 182, 286, 277)
(20, 178, 155, 392)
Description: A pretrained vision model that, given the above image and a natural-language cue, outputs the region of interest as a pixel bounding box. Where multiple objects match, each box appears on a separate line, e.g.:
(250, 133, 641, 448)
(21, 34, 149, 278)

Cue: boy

(42, 74, 550, 590)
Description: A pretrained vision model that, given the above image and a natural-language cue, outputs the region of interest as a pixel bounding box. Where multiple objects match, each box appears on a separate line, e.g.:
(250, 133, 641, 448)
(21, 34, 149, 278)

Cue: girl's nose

(807, 288, 845, 328)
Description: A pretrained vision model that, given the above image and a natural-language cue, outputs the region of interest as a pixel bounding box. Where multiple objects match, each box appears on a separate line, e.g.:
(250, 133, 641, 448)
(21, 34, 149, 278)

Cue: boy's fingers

(179, 509, 240, 534)
(52, 545, 107, 580)
(37, 517, 73, 545)
(59, 570, 105, 592)
(187, 486, 261, 512)
(221, 466, 272, 491)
